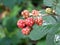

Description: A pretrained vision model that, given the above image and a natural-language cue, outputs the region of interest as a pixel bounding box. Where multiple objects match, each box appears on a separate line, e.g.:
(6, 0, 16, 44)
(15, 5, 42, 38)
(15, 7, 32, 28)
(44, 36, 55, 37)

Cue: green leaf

(2, 0, 17, 9)
(16, 0, 23, 4)
(46, 32, 55, 45)
(28, 24, 53, 40)
(15, 28, 25, 39)
(3, 17, 18, 32)
(0, 26, 6, 39)
(0, 37, 11, 45)
(27, 1, 34, 11)
(9, 5, 22, 17)
(43, 16, 57, 23)
(56, 3, 60, 15)
(46, 23, 60, 45)
(43, 0, 56, 6)
(36, 39, 46, 45)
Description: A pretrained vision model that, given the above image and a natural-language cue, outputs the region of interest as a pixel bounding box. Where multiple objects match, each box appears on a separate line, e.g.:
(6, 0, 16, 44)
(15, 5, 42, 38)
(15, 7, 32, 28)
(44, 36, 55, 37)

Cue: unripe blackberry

(25, 17, 34, 27)
(32, 10, 39, 16)
(45, 8, 53, 14)
(35, 16, 43, 26)
(17, 19, 25, 28)
(21, 10, 29, 18)
(21, 27, 31, 35)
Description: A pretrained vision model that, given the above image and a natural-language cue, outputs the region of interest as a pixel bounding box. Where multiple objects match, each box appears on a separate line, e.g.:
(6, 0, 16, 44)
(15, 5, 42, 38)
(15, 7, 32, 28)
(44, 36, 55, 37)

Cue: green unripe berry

(45, 8, 53, 14)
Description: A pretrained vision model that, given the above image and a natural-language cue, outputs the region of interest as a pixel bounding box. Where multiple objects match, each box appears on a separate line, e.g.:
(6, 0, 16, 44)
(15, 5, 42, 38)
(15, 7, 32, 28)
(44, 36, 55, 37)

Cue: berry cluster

(17, 7, 56, 35)
(17, 10, 43, 35)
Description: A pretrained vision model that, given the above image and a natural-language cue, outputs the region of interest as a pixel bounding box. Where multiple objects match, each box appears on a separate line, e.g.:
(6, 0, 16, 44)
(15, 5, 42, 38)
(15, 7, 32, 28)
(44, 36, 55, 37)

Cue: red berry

(21, 27, 31, 35)
(21, 10, 29, 18)
(35, 17, 43, 26)
(17, 19, 25, 28)
(25, 17, 34, 27)
(32, 10, 39, 16)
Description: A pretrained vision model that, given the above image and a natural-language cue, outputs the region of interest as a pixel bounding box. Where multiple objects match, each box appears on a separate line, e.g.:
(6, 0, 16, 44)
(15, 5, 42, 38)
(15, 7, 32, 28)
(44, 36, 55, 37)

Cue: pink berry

(21, 27, 31, 35)
(35, 17, 43, 26)
(32, 10, 39, 16)
(25, 17, 34, 27)
(17, 19, 25, 28)
(21, 10, 29, 18)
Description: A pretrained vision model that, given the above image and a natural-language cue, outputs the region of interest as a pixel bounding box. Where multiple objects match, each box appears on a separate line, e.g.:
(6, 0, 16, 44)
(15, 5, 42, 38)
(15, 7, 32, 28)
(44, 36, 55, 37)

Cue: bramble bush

(0, 0, 60, 45)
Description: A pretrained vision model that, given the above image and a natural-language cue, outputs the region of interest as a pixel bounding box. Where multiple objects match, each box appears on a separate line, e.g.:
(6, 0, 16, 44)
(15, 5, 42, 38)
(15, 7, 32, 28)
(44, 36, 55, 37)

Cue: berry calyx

(32, 10, 39, 16)
(21, 27, 31, 35)
(35, 16, 43, 26)
(21, 10, 29, 18)
(45, 8, 53, 14)
(25, 17, 34, 27)
(17, 19, 26, 28)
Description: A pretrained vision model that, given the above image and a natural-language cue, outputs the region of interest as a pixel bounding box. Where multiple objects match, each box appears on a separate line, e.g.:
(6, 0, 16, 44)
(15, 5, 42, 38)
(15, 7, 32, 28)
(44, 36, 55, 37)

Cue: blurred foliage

(0, 0, 60, 45)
